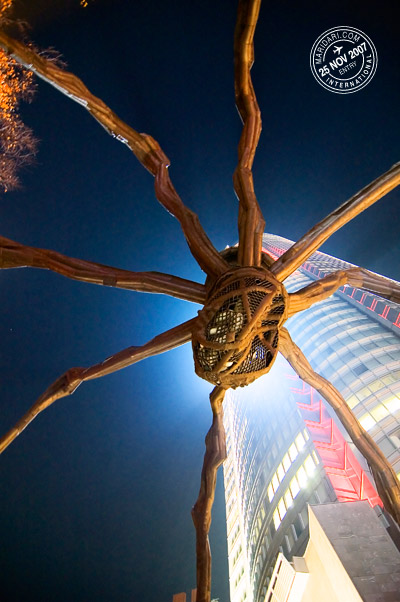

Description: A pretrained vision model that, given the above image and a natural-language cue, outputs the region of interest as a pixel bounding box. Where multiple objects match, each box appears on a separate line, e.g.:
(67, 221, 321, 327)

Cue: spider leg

(342, 267, 400, 304)
(279, 327, 400, 524)
(0, 318, 195, 455)
(234, 0, 265, 267)
(0, 234, 206, 303)
(192, 386, 227, 602)
(270, 161, 400, 282)
(0, 32, 228, 278)
(287, 267, 400, 317)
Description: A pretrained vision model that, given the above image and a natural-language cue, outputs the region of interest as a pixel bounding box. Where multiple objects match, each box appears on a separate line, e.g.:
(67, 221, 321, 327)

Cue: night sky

(1, 1, 399, 601)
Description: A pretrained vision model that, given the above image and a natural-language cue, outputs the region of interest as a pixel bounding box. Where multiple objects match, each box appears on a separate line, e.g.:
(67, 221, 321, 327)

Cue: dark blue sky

(1, 1, 399, 601)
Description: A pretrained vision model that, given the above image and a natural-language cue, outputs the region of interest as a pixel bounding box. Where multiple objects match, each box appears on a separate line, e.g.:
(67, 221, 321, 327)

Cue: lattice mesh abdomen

(192, 267, 287, 388)
(206, 295, 246, 343)
(232, 335, 272, 375)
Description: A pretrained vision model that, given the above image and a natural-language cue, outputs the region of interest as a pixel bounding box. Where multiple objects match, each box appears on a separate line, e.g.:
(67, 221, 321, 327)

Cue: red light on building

(289, 376, 382, 508)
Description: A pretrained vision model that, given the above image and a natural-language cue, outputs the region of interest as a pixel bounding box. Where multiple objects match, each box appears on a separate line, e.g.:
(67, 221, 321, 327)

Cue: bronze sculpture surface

(0, 2, 400, 601)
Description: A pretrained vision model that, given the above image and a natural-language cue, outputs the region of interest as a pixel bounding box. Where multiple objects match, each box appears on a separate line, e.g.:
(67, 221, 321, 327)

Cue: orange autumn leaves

(0, 0, 92, 191)
(0, 0, 11, 15)
(0, 0, 36, 191)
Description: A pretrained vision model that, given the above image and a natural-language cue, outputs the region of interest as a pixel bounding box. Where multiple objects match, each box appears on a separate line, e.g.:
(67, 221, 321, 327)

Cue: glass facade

(270, 233, 400, 477)
(223, 364, 337, 602)
(223, 234, 400, 602)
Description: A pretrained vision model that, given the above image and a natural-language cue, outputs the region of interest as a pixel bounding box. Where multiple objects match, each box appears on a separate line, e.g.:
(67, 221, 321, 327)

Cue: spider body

(192, 250, 287, 388)
(0, 3, 400, 602)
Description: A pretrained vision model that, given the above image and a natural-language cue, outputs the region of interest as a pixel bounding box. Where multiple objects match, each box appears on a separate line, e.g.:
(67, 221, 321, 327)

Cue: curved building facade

(223, 234, 400, 602)
(224, 365, 338, 602)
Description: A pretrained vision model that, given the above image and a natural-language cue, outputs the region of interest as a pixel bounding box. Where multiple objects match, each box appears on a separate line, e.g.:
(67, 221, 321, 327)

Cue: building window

(359, 413, 376, 431)
(370, 403, 389, 422)
(304, 454, 317, 477)
(293, 515, 303, 537)
(300, 506, 309, 528)
(288, 442, 298, 462)
(282, 453, 291, 472)
(378, 437, 396, 456)
(284, 489, 293, 510)
(278, 499, 286, 521)
(384, 396, 400, 414)
(290, 475, 300, 499)
(297, 466, 308, 488)
(295, 432, 306, 452)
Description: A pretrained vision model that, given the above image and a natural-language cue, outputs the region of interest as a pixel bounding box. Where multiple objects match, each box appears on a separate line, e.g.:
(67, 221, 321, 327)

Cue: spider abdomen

(192, 267, 287, 388)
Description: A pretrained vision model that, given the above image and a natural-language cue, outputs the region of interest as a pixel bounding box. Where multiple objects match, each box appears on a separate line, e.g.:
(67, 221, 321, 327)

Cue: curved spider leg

(192, 385, 227, 602)
(234, 0, 265, 267)
(341, 267, 400, 305)
(270, 161, 400, 282)
(287, 267, 400, 318)
(0, 32, 228, 279)
(0, 318, 195, 455)
(279, 327, 400, 525)
(0, 234, 206, 304)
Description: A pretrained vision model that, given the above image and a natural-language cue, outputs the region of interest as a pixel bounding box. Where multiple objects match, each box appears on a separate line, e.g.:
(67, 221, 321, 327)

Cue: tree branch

(279, 327, 400, 525)
(0, 318, 195, 454)
(192, 386, 227, 602)
(0, 234, 206, 303)
(0, 31, 228, 278)
(270, 162, 400, 282)
(234, 0, 265, 267)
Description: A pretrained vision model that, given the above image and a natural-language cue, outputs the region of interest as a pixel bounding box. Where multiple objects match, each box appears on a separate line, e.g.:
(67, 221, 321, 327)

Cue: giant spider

(0, 2, 400, 601)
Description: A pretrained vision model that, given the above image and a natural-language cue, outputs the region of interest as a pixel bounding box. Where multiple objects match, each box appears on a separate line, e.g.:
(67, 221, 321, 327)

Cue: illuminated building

(265, 501, 400, 602)
(223, 234, 400, 602)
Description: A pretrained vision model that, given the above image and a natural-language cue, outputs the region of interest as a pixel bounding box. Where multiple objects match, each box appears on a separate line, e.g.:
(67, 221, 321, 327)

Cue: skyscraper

(223, 234, 400, 602)
(264, 501, 400, 602)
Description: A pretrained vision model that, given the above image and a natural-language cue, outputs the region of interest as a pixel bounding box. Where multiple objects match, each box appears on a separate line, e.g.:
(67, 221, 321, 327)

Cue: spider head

(192, 266, 288, 388)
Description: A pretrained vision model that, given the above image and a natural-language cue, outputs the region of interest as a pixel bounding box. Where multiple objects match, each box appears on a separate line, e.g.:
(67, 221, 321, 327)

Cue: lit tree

(0, 0, 36, 191)
(0, 0, 90, 191)
(0, 2, 399, 601)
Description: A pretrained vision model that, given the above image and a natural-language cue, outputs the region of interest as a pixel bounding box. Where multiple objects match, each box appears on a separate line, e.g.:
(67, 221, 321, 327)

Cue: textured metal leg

(0, 32, 227, 278)
(279, 327, 400, 524)
(341, 266, 400, 304)
(0, 319, 195, 454)
(287, 270, 348, 317)
(234, 0, 265, 267)
(0, 234, 206, 303)
(192, 386, 227, 602)
(287, 266, 400, 317)
(270, 162, 400, 281)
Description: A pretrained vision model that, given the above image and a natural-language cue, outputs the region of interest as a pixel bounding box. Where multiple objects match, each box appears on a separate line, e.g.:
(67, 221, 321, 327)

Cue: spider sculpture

(0, 2, 400, 601)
